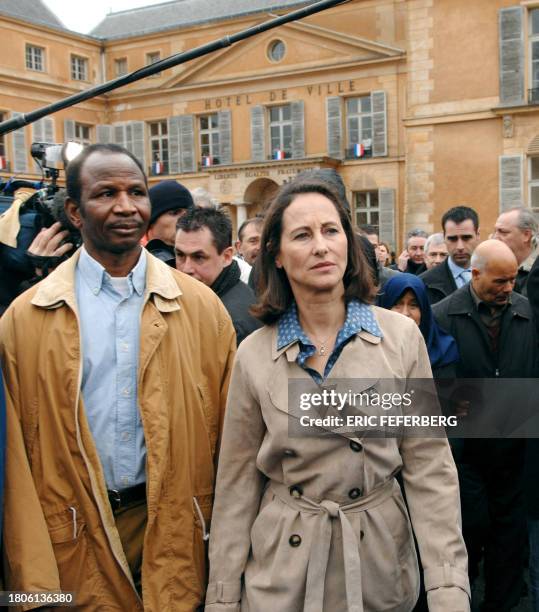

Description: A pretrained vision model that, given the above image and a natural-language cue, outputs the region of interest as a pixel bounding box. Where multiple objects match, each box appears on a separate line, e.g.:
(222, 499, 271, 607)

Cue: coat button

(348, 487, 362, 500)
(284, 449, 296, 457)
(349, 440, 363, 452)
(289, 534, 302, 547)
(289, 485, 303, 498)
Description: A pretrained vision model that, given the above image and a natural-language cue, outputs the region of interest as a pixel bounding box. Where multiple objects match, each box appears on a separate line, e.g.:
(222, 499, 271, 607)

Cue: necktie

(460, 270, 472, 285)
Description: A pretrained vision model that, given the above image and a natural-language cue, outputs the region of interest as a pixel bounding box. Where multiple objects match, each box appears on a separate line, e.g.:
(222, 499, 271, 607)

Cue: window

(346, 96, 373, 158)
(269, 105, 292, 159)
(530, 10, 539, 102)
(149, 120, 168, 175)
(354, 191, 379, 231)
(268, 40, 286, 62)
(529, 157, 539, 209)
(199, 114, 220, 164)
(26, 44, 44, 72)
(73, 123, 91, 146)
(146, 52, 161, 77)
(115, 57, 128, 77)
(71, 55, 88, 81)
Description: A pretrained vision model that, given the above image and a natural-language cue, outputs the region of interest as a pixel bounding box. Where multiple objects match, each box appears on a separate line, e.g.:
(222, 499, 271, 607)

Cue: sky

(43, 0, 166, 34)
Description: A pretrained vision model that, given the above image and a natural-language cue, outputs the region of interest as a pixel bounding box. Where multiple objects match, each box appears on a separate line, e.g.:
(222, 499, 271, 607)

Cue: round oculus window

(268, 40, 286, 62)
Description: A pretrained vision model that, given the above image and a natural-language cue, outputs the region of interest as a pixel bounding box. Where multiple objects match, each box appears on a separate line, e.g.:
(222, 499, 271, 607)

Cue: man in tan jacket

(0, 144, 236, 611)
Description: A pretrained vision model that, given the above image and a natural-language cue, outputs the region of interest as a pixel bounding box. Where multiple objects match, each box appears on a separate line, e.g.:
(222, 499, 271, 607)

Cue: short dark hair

(66, 143, 146, 207)
(251, 178, 374, 325)
(237, 216, 264, 242)
(176, 207, 232, 254)
(441, 206, 479, 233)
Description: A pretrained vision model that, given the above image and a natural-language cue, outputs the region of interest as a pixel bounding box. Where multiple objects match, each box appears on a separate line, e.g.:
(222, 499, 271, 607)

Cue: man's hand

(397, 249, 409, 272)
(27, 222, 74, 276)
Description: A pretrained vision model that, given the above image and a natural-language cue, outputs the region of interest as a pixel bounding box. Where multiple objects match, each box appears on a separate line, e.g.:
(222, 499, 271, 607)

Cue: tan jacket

(206, 307, 470, 612)
(0, 250, 236, 611)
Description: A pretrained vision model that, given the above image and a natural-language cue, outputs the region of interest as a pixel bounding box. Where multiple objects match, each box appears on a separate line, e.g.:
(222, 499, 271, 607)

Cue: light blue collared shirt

(76, 247, 147, 491)
(447, 256, 471, 289)
(277, 299, 383, 384)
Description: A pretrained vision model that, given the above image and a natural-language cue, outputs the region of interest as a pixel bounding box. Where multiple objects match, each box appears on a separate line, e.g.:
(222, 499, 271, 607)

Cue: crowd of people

(0, 142, 538, 611)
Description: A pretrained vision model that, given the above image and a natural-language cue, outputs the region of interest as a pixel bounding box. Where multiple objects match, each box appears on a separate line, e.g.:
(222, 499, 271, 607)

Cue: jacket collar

(31, 247, 182, 312)
(446, 284, 530, 320)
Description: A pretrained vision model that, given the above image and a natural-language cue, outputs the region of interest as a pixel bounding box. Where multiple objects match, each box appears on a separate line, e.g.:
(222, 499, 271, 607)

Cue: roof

(91, 0, 312, 39)
(0, 0, 67, 31)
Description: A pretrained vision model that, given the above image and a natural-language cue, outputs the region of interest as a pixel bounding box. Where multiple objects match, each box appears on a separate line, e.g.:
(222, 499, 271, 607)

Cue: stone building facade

(0, 0, 538, 246)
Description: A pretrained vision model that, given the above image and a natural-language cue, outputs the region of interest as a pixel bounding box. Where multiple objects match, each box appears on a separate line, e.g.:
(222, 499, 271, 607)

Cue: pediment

(163, 20, 405, 88)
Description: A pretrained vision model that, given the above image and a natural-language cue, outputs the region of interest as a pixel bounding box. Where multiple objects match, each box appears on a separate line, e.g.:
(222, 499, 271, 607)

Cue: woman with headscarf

(379, 273, 459, 378)
(205, 179, 469, 612)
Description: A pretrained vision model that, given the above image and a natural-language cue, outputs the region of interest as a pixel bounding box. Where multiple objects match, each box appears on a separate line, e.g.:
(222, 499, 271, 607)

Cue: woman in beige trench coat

(206, 178, 470, 612)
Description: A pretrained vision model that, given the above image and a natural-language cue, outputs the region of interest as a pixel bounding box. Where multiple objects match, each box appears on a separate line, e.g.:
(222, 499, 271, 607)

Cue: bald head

(471, 240, 518, 306)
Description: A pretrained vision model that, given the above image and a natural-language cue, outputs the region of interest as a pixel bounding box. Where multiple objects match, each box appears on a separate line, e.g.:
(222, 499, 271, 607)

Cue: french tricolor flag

(353, 143, 365, 158)
(0, 156, 7, 170)
(273, 150, 285, 160)
(202, 156, 213, 167)
(152, 161, 164, 175)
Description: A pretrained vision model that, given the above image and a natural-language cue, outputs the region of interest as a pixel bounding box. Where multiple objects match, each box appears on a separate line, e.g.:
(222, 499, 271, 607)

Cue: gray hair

(406, 228, 429, 247)
(425, 232, 445, 253)
(511, 206, 538, 235)
(191, 187, 219, 209)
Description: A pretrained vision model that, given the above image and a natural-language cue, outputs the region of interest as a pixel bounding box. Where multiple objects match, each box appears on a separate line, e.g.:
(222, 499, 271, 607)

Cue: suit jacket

(419, 259, 458, 305)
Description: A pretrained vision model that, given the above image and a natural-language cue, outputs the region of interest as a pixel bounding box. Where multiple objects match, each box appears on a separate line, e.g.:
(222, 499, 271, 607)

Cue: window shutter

(11, 112, 27, 173)
(326, 97, 342, 159)
(129, 121, 146, 169)
(499, 7, 525, 106)
(114, 123, 126, 148)
(372, 91, 387, 157)
(378, 188, 396, 247)
(44, 118, 54, 143)
(499, 154, 523, 210)
(96, 124, 113, 144)
(179, 115, 195, 173)
(32, 118, 44, 143)
(291, 100, 305, 159)
(218, 110, 232, 165)
(250, 106, 265, 162)
(64, 119, 76, 141)
(168, 116, 181, 174)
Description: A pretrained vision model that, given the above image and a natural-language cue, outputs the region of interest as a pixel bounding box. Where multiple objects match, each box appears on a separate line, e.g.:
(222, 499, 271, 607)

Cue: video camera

(0, 141, 84, 279)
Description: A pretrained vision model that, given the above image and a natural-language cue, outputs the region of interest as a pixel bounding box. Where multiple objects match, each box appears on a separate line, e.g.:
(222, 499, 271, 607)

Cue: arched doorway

(243, 178, 279, 217)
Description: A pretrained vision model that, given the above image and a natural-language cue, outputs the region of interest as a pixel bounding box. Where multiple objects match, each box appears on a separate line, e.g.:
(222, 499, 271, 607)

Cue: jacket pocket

(191, 496, 212, 596)
(48, 509, 101, 607)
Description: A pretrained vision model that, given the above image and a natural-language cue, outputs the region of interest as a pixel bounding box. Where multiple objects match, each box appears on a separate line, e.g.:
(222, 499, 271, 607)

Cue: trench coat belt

(269, 478, 397, 612)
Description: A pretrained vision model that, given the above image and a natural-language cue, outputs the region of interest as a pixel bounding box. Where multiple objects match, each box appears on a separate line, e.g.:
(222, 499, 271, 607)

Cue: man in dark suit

(420, 205, 480, 304)
(433, 239, 536, 612)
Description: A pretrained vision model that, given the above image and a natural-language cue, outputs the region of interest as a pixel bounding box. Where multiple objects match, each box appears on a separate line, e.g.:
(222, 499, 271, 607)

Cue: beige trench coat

(206, 306, 470, 612)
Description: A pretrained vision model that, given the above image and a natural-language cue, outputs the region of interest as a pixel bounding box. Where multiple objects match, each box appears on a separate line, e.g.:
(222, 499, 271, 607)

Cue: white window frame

(71, 55, 88, 81)
(269, 104, 292, 159)
(74, 123, 92, 146)
(199, 114, 220, 161)
(353, 190, 380, 231)
(528, 156, 539, 211)
(26, 44, 45, 72)
(346, 95, 373, 158)
(529, 8, 539, 101)
(149, 120, 169, 174)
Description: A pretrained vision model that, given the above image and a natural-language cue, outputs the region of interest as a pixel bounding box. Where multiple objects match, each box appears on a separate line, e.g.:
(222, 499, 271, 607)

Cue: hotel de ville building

(0, 0, 538, 248)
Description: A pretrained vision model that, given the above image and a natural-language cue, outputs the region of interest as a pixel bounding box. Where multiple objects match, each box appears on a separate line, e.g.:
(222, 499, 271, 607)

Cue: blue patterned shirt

(277, 299, 383, 383)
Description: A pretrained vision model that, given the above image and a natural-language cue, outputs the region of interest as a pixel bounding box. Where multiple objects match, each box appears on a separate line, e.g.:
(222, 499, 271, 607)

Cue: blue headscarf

(379, 273, 459, 369)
